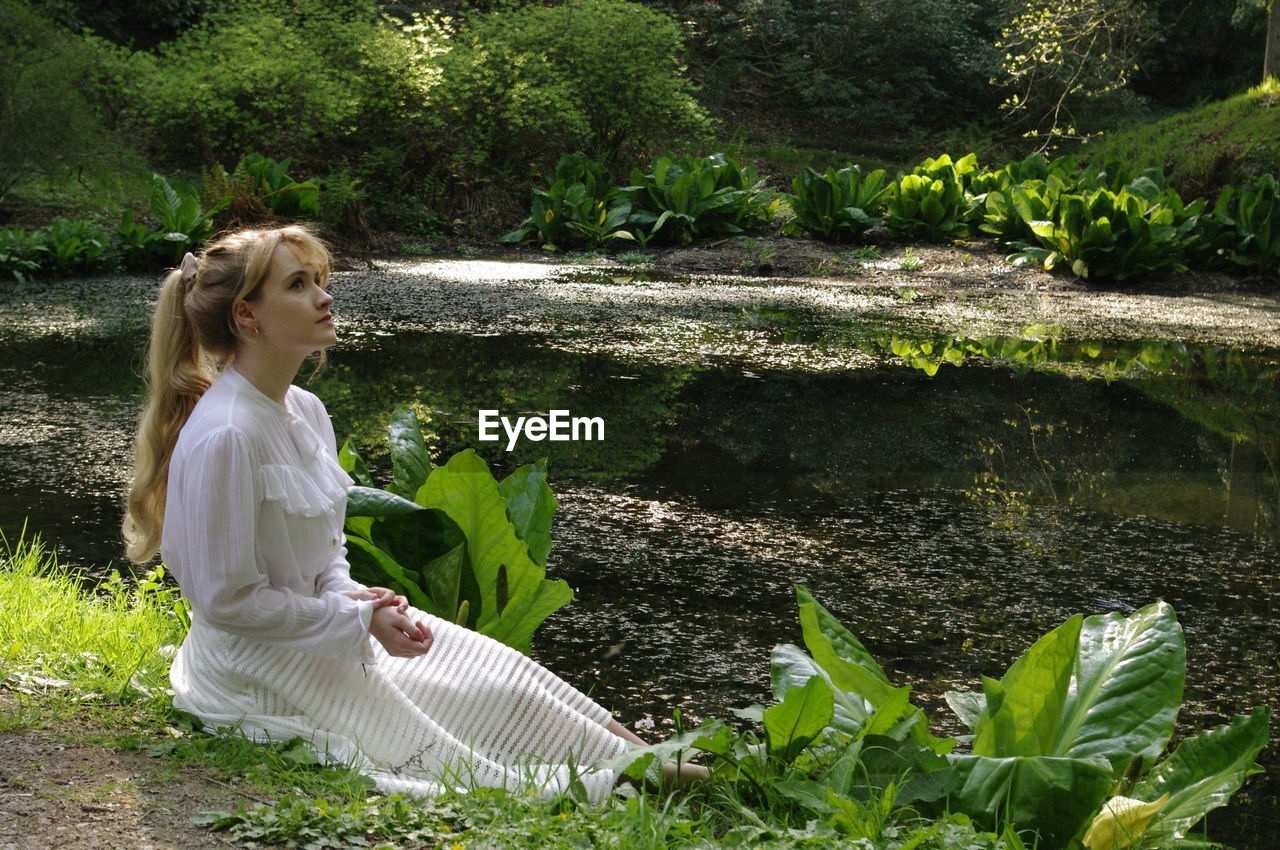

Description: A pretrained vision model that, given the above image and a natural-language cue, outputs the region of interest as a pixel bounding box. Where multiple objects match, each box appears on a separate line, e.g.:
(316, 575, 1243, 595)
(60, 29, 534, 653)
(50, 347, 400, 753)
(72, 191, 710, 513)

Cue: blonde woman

(124, 226, 691, 800)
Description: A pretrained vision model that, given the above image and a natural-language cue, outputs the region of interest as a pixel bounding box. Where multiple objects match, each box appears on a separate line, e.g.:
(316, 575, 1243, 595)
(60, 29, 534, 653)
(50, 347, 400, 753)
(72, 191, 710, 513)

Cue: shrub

(1184, 174, 1280, 274)
(1006, 183, 1204, 281)
(128, 0, 428, 169)
(624, 153, 775, 246)
(782, 165, 891, 242)
(501, 153, 634, 251)
(0, 225, 48, 283)
(885, 173, 971, 241)
(427, 0, 712, 181)
(0, 0, 139, 205)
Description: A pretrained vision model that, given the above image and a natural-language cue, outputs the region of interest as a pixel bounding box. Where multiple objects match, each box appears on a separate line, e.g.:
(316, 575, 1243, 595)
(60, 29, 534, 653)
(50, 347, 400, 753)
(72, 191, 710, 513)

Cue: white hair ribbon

(179, 252, 198, 284)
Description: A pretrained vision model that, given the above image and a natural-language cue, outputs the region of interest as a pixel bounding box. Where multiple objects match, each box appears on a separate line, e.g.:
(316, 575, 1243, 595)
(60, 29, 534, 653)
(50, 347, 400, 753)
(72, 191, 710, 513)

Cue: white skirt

(169, 610, 629, 803)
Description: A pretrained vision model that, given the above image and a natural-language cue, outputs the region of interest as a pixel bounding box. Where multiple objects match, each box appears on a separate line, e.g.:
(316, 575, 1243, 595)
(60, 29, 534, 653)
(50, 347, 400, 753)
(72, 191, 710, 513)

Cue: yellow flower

(1083, 793, 1171, 850)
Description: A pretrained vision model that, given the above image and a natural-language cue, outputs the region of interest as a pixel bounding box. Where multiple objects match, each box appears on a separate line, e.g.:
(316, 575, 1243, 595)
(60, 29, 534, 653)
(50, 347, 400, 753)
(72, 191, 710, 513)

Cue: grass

(0, 533, 184, 726)
(0, 534, 1023, 849)
(1078, 78, 1280, 200)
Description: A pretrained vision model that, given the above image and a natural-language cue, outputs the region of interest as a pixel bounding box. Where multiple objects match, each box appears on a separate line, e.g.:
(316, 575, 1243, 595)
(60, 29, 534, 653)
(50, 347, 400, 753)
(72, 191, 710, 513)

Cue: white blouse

(161, 364, 377, 664)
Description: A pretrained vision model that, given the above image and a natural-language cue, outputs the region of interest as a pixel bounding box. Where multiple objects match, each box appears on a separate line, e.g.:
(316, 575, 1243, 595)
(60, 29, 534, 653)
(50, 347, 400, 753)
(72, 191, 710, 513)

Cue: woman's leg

(606, 719, 710, 787)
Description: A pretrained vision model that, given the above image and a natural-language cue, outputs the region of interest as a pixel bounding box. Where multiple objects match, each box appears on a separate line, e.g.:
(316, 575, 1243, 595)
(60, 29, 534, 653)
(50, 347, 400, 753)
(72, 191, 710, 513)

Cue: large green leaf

(337, 439, 374, 488)
(344, 535, 437, 615)
(795, 586, 891, 685)
(763, 676, 834, 765)
(419, 449, 572, 653)
(387, 406, 433, 501)
(345, 485, 421, 518)
(1134, 707, 1270, 845)
(946, 754, 1114, 850)
(973, 615, 1081, 758)
(1051, 602, 1184, 774)
(771, 643, 869, 736)
(498, 459, 556, 567)
(420, 543, 467, 624)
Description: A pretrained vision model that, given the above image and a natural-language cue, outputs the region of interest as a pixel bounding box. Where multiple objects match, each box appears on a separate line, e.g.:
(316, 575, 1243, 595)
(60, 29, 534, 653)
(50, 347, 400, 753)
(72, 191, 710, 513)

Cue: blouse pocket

(260, 463, 343, 518)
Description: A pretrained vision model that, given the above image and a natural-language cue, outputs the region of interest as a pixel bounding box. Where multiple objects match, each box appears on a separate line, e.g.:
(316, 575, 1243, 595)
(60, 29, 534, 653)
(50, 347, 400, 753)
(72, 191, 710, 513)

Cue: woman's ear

(232, 299, 255, 330)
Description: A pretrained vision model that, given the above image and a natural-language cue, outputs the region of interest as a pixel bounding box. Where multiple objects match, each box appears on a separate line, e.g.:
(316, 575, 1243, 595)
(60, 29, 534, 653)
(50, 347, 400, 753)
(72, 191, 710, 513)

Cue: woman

(123, 225, 684, 801)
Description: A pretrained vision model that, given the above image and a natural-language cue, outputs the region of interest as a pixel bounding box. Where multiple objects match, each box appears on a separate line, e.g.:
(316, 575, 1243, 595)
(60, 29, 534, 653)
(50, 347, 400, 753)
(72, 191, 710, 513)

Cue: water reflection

(0, 317, 1276, 846)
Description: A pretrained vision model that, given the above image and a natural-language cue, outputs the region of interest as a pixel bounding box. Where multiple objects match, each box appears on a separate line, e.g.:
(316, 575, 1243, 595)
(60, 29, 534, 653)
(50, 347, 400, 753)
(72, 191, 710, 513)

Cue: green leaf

(337, 439, 373, 488)
(946, 754, 1113, 849)
(763, 676, 834, 765)
(344, 536, 437, 615)
(344, 486, 422, 518)
(387, 406, 433, 501)
(973, 615, 1081, 758)
(945, 690, 986, 731)
(420, 543, 467, 625)
(1135, 707, 1270, 844)
(771, 643, 869, 736)
(497, 459, 557, 567)
(420, 450, 572, 653)
(1052, 602, 1184, 774)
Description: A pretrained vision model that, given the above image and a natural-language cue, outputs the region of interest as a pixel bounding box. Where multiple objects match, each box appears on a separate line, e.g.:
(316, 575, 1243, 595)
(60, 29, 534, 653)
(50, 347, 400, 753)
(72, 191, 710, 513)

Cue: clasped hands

(344, 586, 434, 658)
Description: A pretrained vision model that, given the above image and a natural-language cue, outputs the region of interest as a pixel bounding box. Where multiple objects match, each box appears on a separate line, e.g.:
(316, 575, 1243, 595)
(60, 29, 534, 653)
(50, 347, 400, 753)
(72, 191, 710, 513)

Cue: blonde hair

(123, 225, 332, 562)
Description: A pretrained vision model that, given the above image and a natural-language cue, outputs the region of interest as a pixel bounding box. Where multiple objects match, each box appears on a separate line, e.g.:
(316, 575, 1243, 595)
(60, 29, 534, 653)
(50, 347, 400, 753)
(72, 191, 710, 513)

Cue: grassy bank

(1080, 79, 1280, 200)
(0, 536, 1023, 849)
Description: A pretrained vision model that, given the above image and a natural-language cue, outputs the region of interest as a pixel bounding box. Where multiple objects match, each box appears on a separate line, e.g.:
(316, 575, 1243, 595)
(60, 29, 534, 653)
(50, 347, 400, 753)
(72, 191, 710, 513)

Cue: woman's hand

(344, 586, 408, 612)
(370, 605, 434, 658)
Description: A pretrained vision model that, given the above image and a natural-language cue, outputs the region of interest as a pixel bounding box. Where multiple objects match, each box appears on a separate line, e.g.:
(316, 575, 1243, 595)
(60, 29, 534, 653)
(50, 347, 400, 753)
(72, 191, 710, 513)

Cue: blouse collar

(223, 363, 296, 420)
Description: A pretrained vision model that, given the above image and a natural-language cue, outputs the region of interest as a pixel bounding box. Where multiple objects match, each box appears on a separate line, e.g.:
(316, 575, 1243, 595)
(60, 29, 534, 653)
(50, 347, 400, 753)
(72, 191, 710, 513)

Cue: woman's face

(236, 242, 336, 356)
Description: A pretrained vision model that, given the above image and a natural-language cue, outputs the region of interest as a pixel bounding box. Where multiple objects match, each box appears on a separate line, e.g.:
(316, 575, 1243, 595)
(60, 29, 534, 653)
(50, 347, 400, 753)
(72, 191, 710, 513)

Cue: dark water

(1, 315, 1278, 846)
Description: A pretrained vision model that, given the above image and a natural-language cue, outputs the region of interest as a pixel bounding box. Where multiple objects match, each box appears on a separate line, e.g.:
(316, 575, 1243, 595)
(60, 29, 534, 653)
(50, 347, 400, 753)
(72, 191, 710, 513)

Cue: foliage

(623, 153, 776, 246)
(608, 587, 1269, 850)
(992, 0, 1159, 143)
(1184, 173, 1280, 274)
(1004, 176, 1205, 280)
(0, 0, 140, 206)
(885, 160, 973, 241)
(0, 533, 186, 716)
(0, 225, 49, 283)
(340, 406, 571, 654)
(149, 173, 221, 262)
(126, 0, 427, 169)
(683, 0, 1001, 130)
(427, 0, 711, 182)
(231, 153, 321, 219)
(42, 217, 114, 275)
(782, 165, 891, 242)
(501, 153, 635, 251)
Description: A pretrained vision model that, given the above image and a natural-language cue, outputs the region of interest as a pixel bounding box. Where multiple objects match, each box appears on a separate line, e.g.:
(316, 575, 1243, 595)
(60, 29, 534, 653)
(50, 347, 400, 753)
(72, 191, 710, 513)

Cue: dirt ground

(0, 696, 254, 850)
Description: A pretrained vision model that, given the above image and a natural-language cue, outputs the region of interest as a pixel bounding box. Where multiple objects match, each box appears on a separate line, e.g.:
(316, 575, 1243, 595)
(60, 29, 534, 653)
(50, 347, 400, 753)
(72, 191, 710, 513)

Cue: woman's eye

(289, 279, 304, 289)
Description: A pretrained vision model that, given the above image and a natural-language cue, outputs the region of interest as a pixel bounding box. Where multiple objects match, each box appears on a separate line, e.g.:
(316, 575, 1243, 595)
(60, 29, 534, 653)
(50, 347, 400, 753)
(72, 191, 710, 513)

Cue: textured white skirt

(170, 610, 629, 803)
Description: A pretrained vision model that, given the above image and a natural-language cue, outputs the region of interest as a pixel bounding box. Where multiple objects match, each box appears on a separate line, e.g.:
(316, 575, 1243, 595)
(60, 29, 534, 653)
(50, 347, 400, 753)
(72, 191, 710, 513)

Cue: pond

(1, 261, 1278, 847)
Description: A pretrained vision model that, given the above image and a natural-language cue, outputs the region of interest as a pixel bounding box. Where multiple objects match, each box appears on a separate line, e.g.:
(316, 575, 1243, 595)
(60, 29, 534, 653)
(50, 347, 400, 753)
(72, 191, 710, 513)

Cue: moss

(1079, 80, 1280, 200)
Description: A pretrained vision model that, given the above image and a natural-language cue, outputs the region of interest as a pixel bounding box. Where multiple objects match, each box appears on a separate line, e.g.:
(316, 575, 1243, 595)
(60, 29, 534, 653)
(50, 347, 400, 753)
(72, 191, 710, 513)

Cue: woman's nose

(316, 286, 334, 307)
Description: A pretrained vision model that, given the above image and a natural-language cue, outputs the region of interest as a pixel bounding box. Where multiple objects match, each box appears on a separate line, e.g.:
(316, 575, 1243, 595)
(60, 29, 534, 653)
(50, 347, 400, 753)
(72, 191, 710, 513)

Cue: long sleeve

(166, 425, 376, 664)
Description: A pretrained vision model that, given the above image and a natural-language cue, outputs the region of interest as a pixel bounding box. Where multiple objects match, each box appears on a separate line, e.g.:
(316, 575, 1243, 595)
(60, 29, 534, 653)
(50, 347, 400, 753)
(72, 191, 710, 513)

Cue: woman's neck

(231, 348, 304, 406)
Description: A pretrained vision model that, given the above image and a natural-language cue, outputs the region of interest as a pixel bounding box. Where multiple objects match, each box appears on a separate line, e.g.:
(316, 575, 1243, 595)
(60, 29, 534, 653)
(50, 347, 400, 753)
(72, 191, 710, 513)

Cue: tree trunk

(1267, 0, 1280, 82)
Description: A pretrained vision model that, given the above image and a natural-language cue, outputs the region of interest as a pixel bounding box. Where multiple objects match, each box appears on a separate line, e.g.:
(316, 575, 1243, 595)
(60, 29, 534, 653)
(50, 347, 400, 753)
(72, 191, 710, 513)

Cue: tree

(1266, 0, 1280, 80)
(993, 0, 1159, 145)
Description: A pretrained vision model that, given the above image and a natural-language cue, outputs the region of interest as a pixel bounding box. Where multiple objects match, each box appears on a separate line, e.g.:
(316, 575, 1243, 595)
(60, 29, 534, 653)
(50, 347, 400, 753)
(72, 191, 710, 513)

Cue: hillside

(1080, 79, 1280, 199)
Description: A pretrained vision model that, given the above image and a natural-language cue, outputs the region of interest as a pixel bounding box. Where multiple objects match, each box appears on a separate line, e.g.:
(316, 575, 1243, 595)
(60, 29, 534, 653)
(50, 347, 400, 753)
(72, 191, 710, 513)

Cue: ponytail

(123, 268, 212, 562)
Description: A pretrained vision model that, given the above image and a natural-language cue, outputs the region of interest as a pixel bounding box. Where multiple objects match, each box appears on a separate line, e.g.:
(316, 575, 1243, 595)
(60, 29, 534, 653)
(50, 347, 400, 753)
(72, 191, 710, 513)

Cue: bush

(1184, 174, 1280, 274)
(782, 165, 891, 242)
(501, 153, 634, 251)
(624, 153, 775, 246)
(0, 0, 140, 205)
(127, 0, 428, 170)
(683, 0, 1000, 130)
(427, 0, 712, 182)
